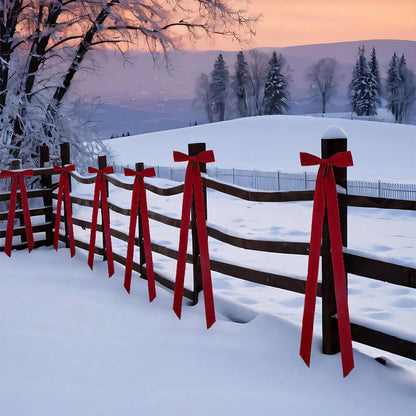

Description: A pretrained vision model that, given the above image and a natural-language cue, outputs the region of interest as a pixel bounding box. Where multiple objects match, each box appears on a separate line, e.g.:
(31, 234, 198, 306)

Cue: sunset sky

(194, 0, 416, 50)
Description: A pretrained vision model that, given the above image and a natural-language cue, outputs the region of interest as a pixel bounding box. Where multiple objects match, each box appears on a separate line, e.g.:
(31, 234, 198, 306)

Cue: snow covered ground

(104, 115, 416, 182)
(0, 115, 415, 415)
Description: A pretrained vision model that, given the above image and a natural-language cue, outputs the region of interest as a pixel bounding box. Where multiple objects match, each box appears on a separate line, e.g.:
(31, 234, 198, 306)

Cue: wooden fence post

(59, 142, 71, 249)
(40, 143, 53, 246)
(98, 155, 109, 262)
(321, 135, 348, 355)
(189, 142, 207, 305)
(135, 162, 146, 278)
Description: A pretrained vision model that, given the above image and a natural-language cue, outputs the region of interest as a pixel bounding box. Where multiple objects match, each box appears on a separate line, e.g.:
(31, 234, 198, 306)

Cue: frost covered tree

(247, 49, 269, 115)
(392, 54, 416, 124)
(209, 54, 230, 121)
(0, 1, 257, 169)
(349, 46, 378, 116)
(386, 53, 401, 120)
(306, 57, 338, 114)
(262, 52, 290, 115)
(232, 51, 252, 117)
(193, 73, 213, 123)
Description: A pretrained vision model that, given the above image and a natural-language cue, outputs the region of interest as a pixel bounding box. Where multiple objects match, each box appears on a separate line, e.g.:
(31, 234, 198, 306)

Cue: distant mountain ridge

(73, 40, 415, 138)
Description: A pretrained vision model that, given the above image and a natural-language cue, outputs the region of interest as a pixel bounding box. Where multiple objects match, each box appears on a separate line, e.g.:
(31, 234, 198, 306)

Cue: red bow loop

(173, 150, 215, 164)
(300, 151, 353, 169)
(328, 151, 353, 168)
(124, 167, 156, 178)
(53, 164, 75, 172)
(88, 166, 114, 175)
(1, 169, 34, 179)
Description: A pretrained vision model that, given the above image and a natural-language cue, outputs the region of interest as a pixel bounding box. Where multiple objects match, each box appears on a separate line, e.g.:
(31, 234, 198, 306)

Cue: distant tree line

(193, 50, 291, 122)
(194, 47, 416, 124)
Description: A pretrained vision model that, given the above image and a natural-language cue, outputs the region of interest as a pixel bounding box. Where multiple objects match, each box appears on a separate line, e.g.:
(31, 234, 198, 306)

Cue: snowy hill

(1, 113, 415, 415)
(105, 115, 416, 182)
(73, 40, 416, 138)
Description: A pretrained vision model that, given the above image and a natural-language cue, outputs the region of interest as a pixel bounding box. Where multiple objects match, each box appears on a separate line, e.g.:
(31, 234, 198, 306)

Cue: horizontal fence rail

(1, 140, 415, 365)
(114, 164, 416, 201)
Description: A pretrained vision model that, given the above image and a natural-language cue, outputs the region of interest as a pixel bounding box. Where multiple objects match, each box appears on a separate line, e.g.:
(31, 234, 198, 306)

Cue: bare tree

(247, 49, 269, 115)
(306, 57, 339, 115)
(193, 73, 213, 123)
(0, 0, 258, 168)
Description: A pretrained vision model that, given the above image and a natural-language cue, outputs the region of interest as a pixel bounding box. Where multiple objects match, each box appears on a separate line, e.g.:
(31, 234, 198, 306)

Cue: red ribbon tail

(88, 179, 101, 270)
(4, 177, 18, 257)
(300, 167, 326, 366)
(100, 179, 114, 277)
(19, 176, 34, 252)
(139, 180, 156, 302)
(53, 173, 65, 252)
(173, 163, 194, 319)
(64, 176, 76, 258)
(124, 178, 140, 293)
(193, 166, 216, 329)
(325, 170, 354, 377)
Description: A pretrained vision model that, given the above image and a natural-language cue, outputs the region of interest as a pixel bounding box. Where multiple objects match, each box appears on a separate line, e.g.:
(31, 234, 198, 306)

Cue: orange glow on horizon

(186, 0, 416, 50)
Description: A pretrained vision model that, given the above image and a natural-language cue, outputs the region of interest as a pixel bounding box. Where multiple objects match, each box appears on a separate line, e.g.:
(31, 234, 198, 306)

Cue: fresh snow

(1, 115, 415, 415)
(104, 115, 416, 182)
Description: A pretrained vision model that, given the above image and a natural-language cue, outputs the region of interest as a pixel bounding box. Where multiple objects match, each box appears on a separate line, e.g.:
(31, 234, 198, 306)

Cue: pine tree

(349, 46, 378, 116)
(233, 51, 252, 117)
(210, 54, 230, 121)
(386, 52, 401, 120)
(369, 47, 381, 104)
(262, 52, 290, 115)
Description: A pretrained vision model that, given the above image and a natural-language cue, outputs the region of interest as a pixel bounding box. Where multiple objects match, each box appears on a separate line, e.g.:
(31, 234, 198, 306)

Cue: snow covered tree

(369, 47, 381, 104)
(247, 49, 269, 116)
(0, 1, 258, 169)
(306, 57, 338, 114)
(386, 53, 402, 121)
(233, 51, 252, 117)
(210, 54, 230, 121)
(396, 54, 416, 123)
(262, 52, 290, 115)
(349, 46, 378, 116)
(193, 73, 214, 123)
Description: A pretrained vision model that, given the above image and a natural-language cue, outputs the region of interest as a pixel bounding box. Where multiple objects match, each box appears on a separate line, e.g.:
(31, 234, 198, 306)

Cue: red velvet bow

(124, 167, 156, 301)
(53, 165, 75, 257)
(299, 151, 354, 377)
(88, 166, 114, 277)
(1, 170, 34, 256)
(173, 150, 216, 329)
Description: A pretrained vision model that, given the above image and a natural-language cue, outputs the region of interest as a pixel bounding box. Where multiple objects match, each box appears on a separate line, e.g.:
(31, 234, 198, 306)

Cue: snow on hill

(74, 39, 416, 138)
(1, 114, 415, 415)
(105, 115, 416, 182)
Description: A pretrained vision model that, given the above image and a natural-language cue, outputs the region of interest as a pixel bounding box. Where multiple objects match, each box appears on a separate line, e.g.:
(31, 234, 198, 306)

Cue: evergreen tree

(233, 51, 252, 117)
(262, 52, 290, 115)
(386, 52, 401, 120)
(369, 47, 381, 104)
(348, 46, 378, 116)
(209, 54, 230, 121)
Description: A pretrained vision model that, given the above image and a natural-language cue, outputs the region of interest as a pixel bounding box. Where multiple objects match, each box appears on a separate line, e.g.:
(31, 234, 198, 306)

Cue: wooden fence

(116, 165, 416, 201)
(0, 140, 415, 363)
